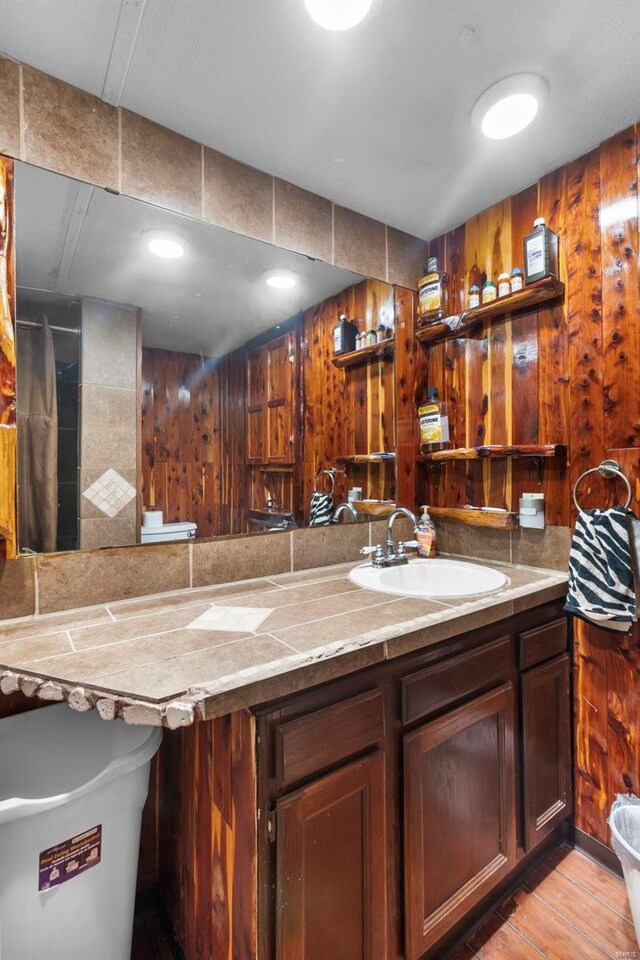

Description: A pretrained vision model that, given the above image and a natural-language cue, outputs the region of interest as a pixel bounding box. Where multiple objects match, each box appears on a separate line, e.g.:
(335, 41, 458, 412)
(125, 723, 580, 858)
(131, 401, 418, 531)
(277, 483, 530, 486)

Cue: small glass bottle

(418, 387, 450, 450)
(510, 267, 524, 292)
(482, 280, 497, 304)
(418, 257, 450, 323)
(468, 284, 481, 309)
(523, 217, 559, 284)
(376, 323, 386, 343)
(497, 272, 511, 298)
(366, 329, 376, 347)
(355, 333, 363, 350)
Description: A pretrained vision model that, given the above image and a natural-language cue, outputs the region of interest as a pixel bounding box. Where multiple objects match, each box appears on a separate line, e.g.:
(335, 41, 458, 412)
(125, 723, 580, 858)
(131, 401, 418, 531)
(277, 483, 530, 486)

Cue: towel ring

(572, 459, 632, 515)
(314, 468, 335, 496)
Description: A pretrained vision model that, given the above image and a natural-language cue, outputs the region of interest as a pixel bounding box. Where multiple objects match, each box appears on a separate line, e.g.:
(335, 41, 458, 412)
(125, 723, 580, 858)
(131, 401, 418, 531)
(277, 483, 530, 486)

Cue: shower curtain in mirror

(17, 317, 58, 552)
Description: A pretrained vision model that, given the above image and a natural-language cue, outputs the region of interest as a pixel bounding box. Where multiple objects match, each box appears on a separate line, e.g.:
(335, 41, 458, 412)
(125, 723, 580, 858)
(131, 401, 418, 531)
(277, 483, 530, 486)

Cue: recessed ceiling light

(145, 230, 185, 259)
(472, 74, 548, 140)
(264, 269, 298, 290)
(304, 0, 373, 31)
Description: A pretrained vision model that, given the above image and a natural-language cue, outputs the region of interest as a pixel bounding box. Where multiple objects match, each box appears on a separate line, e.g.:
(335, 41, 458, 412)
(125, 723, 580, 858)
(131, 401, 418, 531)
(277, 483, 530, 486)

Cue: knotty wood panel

(301, 278, 395, 518)
(150, 712, 257, 960)
(402, 126, 640, 847)
(141, 348, 222, 538)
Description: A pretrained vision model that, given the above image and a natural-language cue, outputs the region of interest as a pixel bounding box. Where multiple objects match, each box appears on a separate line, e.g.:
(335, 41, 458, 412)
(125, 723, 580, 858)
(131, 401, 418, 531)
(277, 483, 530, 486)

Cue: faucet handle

(401, 540, 419, 549)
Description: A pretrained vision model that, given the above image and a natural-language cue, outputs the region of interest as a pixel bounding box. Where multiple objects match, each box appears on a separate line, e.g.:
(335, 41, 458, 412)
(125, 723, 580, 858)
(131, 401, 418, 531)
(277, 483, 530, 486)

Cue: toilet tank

(140, 521, 197, 543)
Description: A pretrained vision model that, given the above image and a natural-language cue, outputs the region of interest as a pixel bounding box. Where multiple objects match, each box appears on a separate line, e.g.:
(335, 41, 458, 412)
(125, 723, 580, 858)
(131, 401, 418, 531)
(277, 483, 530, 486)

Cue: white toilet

(141, 512, 197, 544)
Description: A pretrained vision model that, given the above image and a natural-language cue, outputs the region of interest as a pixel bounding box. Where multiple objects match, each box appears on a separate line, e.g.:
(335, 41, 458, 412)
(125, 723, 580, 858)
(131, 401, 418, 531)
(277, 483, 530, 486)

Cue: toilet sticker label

(38, 824, 102, 891)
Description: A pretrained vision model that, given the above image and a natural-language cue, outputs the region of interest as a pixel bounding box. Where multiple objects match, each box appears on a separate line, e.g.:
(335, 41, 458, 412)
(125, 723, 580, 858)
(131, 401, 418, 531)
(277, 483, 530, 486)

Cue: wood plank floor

(453, 845, 637, 960)
(132, 844, 636, 960)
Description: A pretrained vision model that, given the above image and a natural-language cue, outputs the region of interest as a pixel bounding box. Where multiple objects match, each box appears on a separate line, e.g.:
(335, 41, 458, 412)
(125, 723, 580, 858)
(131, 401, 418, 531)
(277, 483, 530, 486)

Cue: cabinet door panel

(522, 653, 572, 851)
(403, 683, 516, 960)
(276, 752, 387, 960)
(267, 336, 293, 463)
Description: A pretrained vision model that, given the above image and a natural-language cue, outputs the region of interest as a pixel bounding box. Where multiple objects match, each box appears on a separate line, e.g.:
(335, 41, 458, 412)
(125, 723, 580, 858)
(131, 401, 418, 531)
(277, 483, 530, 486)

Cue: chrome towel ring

(572, 459, 632, 515)
(314, 468, 336, 496)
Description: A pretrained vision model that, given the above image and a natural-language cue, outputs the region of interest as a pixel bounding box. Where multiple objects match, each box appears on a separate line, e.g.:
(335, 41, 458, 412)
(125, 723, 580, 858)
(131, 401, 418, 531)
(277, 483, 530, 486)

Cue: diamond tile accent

(83, 469, 136, 518)
(186, 606, 274, 633)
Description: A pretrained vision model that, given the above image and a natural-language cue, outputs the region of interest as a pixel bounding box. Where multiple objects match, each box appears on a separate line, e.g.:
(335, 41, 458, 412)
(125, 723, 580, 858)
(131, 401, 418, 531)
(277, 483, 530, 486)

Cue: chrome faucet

(360, 506, 418, 567)
(332, 502, 359, 523)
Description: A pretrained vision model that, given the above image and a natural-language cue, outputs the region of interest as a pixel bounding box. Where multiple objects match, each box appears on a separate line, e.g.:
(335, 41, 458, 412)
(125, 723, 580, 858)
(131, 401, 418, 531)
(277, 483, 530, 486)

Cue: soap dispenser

(416, 506, 437, 558)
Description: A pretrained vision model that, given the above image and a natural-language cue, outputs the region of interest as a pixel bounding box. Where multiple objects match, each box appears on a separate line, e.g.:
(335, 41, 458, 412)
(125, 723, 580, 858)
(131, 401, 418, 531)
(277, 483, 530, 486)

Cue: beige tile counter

(0, 558, 567, 727)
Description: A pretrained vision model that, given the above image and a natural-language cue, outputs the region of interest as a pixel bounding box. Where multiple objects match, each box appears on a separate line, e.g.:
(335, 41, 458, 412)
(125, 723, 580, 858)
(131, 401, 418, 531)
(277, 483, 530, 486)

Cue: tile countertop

(0, 557, 568, 727)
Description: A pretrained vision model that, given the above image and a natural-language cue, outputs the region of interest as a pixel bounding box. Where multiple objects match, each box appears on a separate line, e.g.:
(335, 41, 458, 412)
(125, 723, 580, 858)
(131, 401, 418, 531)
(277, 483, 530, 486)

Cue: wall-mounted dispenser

(519, 492, 545, 529)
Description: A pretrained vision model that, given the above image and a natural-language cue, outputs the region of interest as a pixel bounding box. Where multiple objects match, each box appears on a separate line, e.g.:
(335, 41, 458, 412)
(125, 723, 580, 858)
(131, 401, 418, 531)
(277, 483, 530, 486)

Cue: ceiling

(15, 162, 362, 355)
(1, 1, 640, 239)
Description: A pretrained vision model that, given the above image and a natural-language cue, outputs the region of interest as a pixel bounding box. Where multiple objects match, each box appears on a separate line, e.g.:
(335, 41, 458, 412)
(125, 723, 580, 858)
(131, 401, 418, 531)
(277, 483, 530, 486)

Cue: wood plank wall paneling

(0, 157, 16, 558)
(141, 348, 222, 539)
(301, 278, 396, 518)
(146, 712, 257, 960)
(397, 125, 640, 846)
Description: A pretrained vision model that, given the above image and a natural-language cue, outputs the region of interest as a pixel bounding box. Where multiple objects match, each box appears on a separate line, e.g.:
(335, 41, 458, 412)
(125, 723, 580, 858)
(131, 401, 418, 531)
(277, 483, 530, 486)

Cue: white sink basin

(349, 557, 508, 599)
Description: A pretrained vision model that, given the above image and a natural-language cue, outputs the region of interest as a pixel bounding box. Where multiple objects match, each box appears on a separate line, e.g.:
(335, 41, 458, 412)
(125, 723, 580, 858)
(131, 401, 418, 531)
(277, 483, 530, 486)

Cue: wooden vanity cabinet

(521, 653, 572, 850)
(403, 683, 517, 960)
(254, 603, 571, 960)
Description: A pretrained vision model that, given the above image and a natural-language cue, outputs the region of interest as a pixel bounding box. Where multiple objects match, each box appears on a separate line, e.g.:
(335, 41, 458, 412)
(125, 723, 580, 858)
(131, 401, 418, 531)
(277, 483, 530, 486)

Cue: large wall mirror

(15, 161, 397, 554)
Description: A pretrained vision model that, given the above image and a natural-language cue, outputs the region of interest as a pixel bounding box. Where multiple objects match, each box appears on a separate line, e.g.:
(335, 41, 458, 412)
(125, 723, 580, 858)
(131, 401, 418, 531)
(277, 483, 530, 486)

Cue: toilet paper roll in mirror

(143, 511, 164, 528)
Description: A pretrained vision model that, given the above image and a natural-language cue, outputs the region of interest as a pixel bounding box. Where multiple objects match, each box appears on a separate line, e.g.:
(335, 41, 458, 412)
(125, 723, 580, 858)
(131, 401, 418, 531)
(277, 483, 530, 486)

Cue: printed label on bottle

(416, 528, 434, 557)
(419, 280, 441, 316)
(419, 405, 443, 443)
(333, 327, 342, 353)
(526, 235, 545, 276)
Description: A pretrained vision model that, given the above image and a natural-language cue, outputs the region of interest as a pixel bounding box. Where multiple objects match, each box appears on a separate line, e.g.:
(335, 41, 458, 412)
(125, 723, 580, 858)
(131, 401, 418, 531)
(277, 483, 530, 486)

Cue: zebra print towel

(308, 491, 333, 526)
(564, 506, 637, 633)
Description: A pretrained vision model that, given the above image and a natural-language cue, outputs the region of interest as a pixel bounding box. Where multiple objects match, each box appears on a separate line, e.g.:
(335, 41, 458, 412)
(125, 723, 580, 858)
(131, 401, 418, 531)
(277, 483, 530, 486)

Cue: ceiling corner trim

(101, 0, 148, 106)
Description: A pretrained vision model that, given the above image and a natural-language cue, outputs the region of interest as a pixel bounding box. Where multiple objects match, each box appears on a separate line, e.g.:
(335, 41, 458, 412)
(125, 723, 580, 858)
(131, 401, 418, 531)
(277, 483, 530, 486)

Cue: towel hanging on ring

(309, 469, 335, 526)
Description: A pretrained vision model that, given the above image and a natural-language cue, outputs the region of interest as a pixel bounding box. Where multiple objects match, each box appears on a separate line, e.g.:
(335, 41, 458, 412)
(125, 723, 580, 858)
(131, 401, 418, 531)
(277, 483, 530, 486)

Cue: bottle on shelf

(418, 256, 450, 323)
(333, 313, 357, 355)
(416, 506, 437, 558)
(418, 387, 450, 451)
(523, 217, 559, 284)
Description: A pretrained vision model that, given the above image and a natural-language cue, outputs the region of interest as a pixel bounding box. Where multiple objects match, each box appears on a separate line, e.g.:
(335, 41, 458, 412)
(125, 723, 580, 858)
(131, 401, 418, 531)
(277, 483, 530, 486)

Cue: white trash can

(0, 702, 162, 960)
(610, 794, 640, 948)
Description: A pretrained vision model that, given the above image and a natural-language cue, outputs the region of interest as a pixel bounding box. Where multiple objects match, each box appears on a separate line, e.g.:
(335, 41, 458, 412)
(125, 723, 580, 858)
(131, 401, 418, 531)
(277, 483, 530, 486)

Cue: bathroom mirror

(15, 161, 397, 554)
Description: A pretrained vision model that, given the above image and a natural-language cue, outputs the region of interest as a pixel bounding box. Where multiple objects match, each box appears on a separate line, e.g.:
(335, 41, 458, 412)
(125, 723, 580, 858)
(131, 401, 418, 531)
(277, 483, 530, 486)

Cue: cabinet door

(276, 751, 387, 960)
(403, 683, 516, 960)
(266, 335, 294, 463)
(247, 348, 266, 462)
(522, 653, 572, 851)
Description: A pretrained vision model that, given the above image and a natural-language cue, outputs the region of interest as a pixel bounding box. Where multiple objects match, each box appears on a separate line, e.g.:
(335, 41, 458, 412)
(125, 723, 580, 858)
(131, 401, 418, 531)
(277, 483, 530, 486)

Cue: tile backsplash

(0, 55, 427, 286)
(0, 519, 570, 624)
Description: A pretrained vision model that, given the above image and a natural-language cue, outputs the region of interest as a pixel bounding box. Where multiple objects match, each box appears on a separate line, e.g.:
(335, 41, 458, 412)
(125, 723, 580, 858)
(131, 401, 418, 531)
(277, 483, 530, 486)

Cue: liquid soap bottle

(416, 506, 437, 558)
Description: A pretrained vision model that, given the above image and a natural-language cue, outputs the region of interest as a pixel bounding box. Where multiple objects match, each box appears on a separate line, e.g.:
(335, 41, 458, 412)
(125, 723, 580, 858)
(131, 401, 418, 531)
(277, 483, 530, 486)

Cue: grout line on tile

(17, 63, 25, 160)
(384, 223, 389, 282)
(189, 542, 193, 588)
(117, 107, 122, 193)
(33, 560, 40, 617)
(105, 608, 117, 622)
(66, 630, 76, 653)
(271, 177, 276, 244)
(200, 144, 205, 219)
(289, 531, 294, 572)
(521, 880, 618, 954)
(331, 202, 335, 264)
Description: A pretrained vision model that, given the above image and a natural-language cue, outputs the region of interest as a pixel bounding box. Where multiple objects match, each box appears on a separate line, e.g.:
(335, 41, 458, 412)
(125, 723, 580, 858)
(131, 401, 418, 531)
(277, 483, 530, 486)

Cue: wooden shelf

(247, 463, 293, 472)
(331, 339, 394, 369)
(415, 277, 565, 346)
(353, 500, 396, 518)
(428, 507, 518, 530)
(335, 453, 396, 464)
(416, 444, 566, 463)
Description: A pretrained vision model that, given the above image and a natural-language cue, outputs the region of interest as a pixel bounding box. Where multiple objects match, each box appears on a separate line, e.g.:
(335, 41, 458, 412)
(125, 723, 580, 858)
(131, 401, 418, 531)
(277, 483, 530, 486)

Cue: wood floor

(131, 844, 636, 960)
(453, 845, 636, 960)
